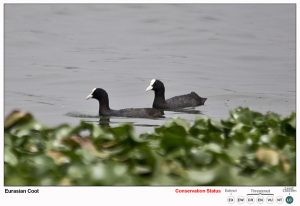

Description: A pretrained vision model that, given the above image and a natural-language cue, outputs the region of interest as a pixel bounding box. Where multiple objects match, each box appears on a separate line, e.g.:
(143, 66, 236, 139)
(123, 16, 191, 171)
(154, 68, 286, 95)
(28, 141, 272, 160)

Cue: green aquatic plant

(4, 108, 296, 186)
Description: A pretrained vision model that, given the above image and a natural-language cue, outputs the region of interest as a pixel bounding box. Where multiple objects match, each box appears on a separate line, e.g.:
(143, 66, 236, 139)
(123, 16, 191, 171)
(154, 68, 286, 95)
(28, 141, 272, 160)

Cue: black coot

(146, 79, 207, 110)
(86, 88, 164, 118)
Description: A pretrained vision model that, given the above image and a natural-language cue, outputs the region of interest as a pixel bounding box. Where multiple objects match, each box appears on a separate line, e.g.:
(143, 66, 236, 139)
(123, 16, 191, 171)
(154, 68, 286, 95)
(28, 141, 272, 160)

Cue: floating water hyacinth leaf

(47, 150, 70, 165)
(4, 108, 296, 186)
(4, 110, 33, 129)
(109, 124, 134, 140)
(256, 147, 280, 166)
(287, 112, 296, 129)
(157, 124, 189, 153)
(205, 143, 223, 154)
(230, 107, 255, 125)
(4, 148, 18, 166)
(166, 117, 190, 131)
(187, 168, 217, 185)
(5, 110, 45, 134)
(189, 147, 213, 166)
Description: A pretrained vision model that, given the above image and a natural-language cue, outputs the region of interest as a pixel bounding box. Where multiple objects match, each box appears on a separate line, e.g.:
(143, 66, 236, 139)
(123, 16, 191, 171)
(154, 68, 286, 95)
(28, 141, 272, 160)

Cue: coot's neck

(97, 97, 111, 115)
(153, 88, 166, 106)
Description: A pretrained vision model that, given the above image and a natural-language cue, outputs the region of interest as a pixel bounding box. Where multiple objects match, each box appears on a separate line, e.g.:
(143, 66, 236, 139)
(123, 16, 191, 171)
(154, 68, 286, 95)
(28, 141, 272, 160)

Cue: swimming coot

(146, 79, 207, 110)
(86, 88, 164, 118)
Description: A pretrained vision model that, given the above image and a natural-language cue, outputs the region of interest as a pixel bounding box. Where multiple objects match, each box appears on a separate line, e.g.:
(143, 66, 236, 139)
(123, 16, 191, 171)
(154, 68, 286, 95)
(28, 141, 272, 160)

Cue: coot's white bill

(86, 94, 93, 100)
(146, 85, 152, 91)
(146, 79, 156, 91)
(86, 88, 96, 100)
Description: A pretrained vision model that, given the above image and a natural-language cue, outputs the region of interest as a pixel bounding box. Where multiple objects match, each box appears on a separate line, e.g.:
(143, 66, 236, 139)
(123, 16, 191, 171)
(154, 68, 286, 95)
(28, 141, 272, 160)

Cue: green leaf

(4, 148, 18, 166)
(3, 108, 296, 186)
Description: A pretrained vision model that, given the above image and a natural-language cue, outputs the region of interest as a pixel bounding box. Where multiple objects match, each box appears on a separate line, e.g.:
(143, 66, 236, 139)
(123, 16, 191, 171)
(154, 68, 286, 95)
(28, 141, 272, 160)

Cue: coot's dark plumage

(146, 79, 207, 110)
(86, 88, 164, 118)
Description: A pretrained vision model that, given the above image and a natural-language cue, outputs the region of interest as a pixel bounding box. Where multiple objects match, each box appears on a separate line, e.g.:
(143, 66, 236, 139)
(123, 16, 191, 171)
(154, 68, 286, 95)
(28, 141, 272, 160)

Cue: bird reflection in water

(98, 116, 111, 127)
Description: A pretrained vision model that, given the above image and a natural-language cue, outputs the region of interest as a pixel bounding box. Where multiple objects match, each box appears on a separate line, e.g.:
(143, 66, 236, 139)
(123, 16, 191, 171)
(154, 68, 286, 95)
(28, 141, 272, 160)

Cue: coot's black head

(86, 88, 108, 100)
(86, 88, 110, 110)
(146, 79, 165, 92)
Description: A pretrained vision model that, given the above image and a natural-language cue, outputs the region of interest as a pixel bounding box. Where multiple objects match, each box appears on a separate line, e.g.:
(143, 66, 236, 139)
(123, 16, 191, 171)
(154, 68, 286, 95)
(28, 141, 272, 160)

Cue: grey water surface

(4, 4, 296, 133)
